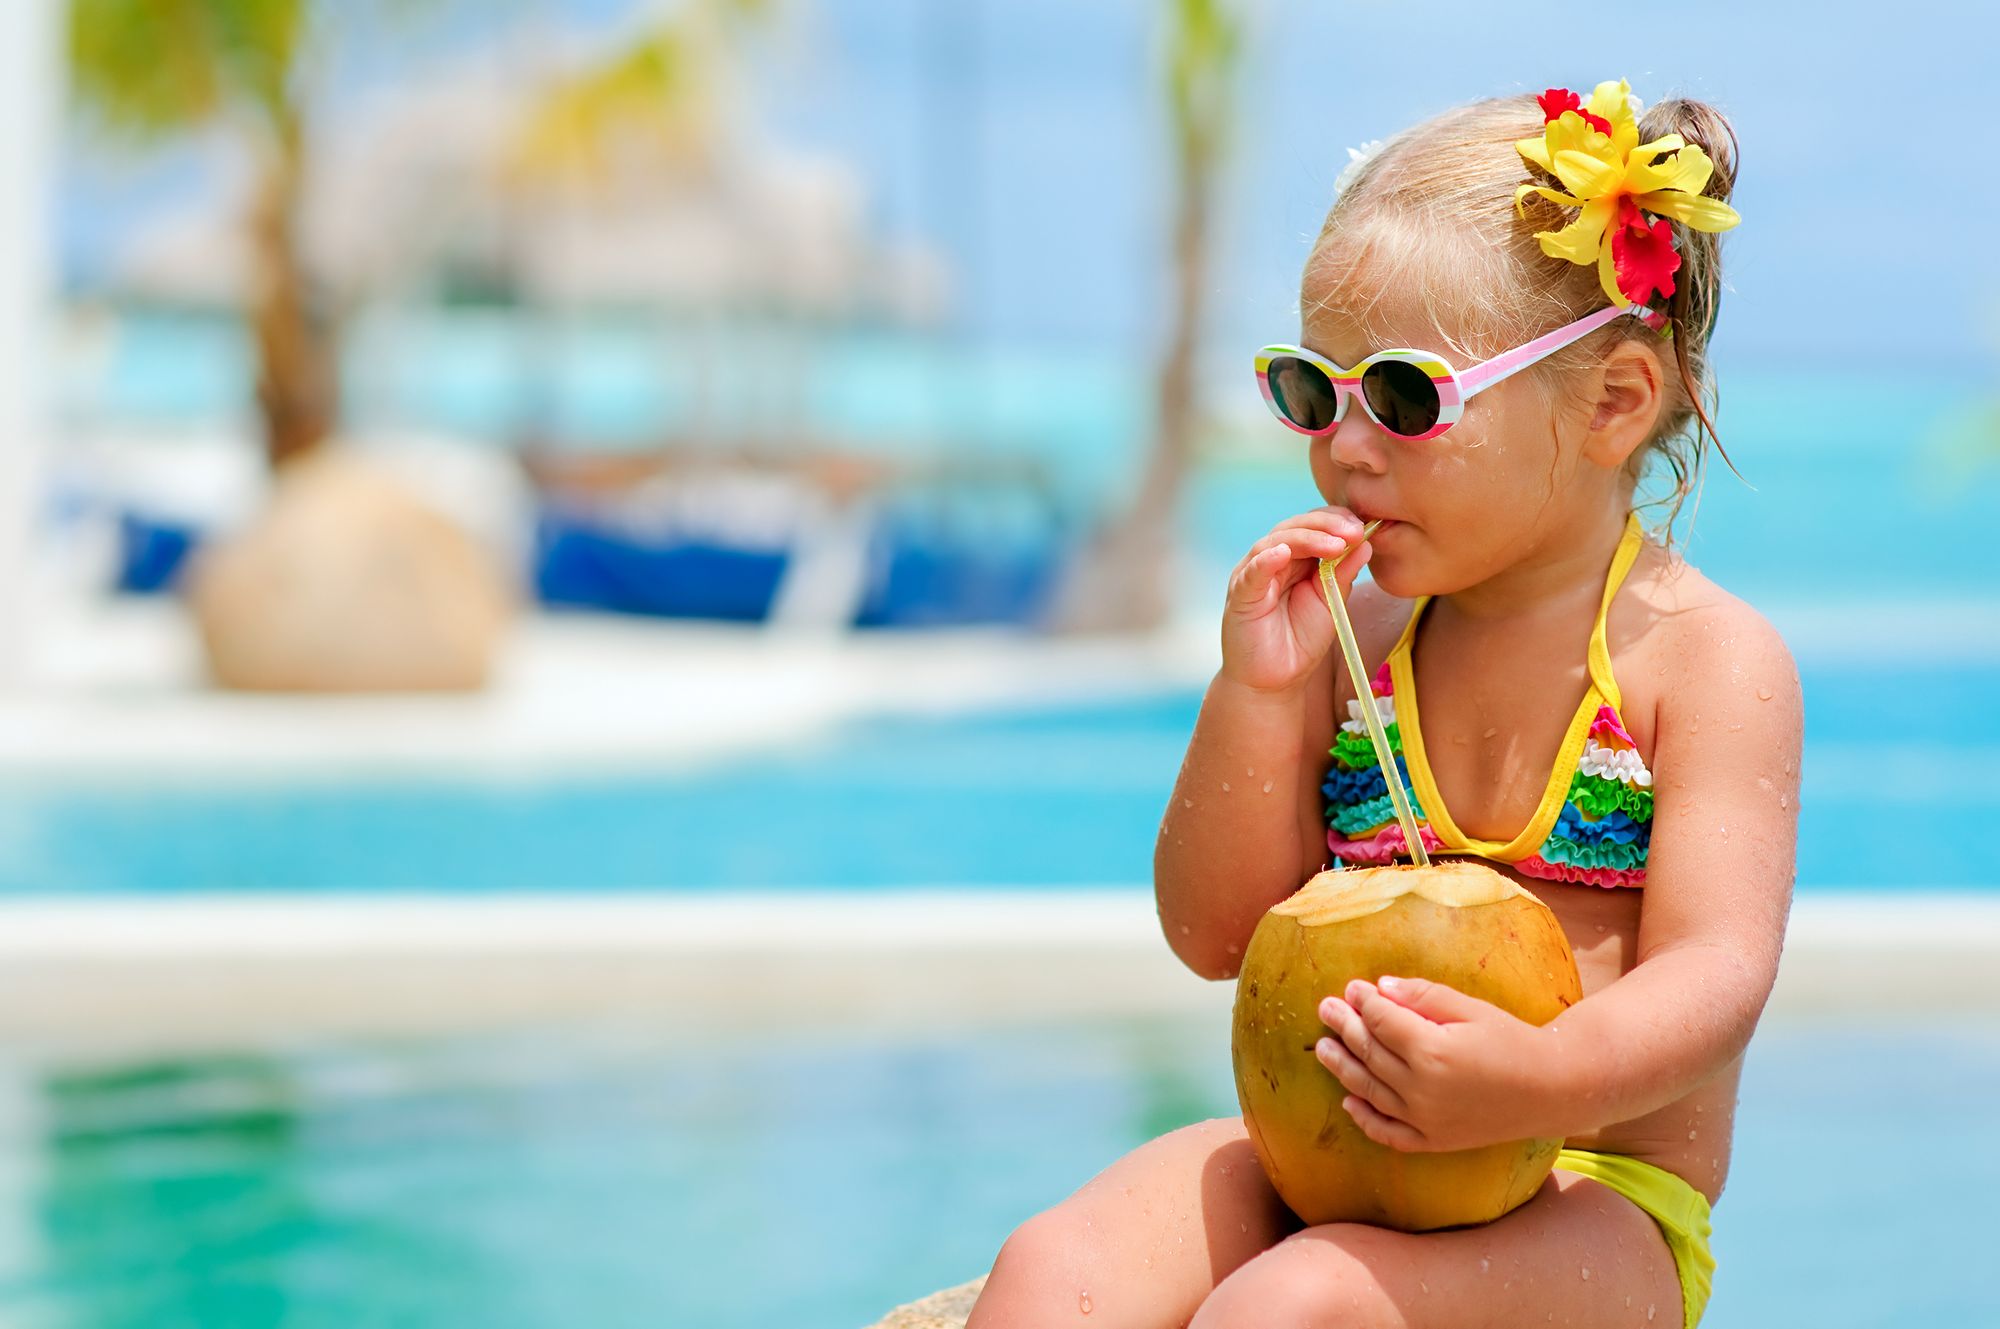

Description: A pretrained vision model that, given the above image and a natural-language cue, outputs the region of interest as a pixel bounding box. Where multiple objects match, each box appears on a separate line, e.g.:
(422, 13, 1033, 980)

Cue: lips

(1350, 510, 1398, 535)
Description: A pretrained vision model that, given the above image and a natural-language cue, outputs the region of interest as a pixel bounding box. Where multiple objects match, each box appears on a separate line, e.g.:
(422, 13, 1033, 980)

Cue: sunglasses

(1254, 301, 1667, 443)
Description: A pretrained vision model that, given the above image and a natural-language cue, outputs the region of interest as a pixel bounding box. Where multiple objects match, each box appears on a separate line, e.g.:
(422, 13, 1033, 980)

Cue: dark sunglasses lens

(1267, 356, 1339, 432)
(1361, 360, 1443, 437)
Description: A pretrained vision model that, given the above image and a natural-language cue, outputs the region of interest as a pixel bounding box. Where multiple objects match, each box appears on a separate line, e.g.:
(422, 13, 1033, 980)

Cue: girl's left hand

(1316, 975, 1560, 1153)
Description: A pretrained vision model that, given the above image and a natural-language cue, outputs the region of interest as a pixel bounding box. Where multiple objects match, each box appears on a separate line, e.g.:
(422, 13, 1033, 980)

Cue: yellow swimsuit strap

(1386, 512, 1646, 861)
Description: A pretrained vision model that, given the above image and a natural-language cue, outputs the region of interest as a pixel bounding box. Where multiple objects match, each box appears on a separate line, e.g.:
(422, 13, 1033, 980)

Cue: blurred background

(1, 1, 1997, 1326)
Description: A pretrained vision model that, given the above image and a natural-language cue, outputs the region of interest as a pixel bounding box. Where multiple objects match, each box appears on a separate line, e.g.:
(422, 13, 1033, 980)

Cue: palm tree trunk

(246, 105, 335, 468)
(1048, 137, 1213, 634)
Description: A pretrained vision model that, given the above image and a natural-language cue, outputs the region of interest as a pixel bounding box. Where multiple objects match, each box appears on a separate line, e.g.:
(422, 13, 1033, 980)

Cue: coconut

(1231, 859, 1582, 1232)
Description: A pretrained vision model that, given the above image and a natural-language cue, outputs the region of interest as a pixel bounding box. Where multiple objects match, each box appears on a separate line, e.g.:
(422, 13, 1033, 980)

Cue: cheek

(1308, 444, 1342, 503)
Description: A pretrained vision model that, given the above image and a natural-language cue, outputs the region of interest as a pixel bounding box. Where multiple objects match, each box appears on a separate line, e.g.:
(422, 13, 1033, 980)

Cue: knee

(968, 1210, 1090, 1323)
(1191, 1229, 1404, 1329)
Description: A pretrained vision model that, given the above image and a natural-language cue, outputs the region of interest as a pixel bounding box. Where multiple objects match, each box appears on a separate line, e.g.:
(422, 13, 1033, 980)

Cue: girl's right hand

(1220, 506, 1373, 698)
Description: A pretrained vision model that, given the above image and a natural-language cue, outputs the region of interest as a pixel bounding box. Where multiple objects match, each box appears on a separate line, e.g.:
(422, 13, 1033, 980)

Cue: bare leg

(1188, 1169, 1687, 1329)
(966, 1115, 1304, 1329)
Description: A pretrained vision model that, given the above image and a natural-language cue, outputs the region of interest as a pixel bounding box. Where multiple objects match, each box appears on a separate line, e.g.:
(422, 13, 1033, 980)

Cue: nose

(1323, 400, 1389, 475)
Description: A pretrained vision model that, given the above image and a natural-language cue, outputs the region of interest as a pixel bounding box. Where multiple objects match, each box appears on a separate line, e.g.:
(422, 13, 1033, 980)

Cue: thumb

(1375, 974, 1494, 1025)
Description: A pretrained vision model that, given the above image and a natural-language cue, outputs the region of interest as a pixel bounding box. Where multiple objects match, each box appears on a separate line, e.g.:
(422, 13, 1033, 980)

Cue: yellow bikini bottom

(1551, 1147, 1716, 1329)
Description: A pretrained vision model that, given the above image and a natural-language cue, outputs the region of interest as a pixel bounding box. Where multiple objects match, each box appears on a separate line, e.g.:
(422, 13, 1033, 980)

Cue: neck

(1436, 506, 1630, 624)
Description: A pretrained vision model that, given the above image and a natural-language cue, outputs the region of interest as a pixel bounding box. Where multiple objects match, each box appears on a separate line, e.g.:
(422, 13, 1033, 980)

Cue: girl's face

(1298, 281, 1596, 598)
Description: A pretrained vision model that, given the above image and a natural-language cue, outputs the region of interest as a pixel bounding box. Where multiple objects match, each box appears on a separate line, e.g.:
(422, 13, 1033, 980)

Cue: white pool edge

(0, 888, 1987, 1061)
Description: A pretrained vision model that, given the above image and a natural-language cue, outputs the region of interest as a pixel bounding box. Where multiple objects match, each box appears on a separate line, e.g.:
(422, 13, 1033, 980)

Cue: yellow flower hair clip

(1513, 79, 1741, 315)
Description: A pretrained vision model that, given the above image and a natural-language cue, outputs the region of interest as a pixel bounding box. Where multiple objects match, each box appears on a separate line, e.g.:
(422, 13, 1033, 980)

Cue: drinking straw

(1317, 521, 1430, 867)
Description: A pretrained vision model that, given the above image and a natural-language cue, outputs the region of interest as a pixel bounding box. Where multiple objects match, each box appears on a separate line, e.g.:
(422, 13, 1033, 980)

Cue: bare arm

(1159, 591, 1404, 980)
(1156, 669, 1320, 981)
(1155, 503, 1377, 981)
(1536, 597, 1804, 1136)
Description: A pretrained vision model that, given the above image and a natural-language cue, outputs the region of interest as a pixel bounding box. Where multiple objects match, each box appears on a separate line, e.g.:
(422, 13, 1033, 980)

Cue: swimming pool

(0, 1011, 1985, 1329)
(1, 642, 1992, 895)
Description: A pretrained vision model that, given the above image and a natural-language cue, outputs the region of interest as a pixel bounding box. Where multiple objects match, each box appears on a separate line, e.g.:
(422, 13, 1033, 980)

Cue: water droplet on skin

(1420, 1280, 1430, 1293)
(1482, 727, 1498, 739)
(1780, 796, 1789, 809)
(1480, 1258, 1491, 1274)
(1756, 685, 1773, 700)
(1594, 924, 1607, 933)
(1688, 1130, 1697, 1139)
(1247, 767, 1255, 778)
(1580, 1267, 1591, 1280)
(1179, 925, 1190, 935)
(1226, 944, 1240, 955)
(1648, 1305, 1657, 1320)
(1079, 1290, 1093, 1314)
(1222, 782, 1231, 792)
(1182, 798, 1193, 808)
(1262, 780, 1274, 794)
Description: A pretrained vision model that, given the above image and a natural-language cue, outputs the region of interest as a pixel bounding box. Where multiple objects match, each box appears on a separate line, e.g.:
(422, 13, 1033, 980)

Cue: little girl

(967, 80, 1801, 1329)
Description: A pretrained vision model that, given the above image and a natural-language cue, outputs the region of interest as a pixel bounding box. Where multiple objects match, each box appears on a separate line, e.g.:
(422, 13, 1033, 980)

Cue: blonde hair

(1302, 91, 1742, 541)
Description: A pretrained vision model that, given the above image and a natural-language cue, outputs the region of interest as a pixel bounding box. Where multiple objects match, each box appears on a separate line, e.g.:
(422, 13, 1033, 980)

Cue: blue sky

(57, 0, 2000, 375)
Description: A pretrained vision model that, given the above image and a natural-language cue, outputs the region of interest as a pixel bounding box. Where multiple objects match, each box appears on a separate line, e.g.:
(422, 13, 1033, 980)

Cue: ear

(1578, 339, 1666, 471)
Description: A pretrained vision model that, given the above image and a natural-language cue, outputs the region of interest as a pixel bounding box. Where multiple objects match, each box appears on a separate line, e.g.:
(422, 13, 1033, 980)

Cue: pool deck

(2, 597, 1996, 1061)
(0, 886, 1993, 1061)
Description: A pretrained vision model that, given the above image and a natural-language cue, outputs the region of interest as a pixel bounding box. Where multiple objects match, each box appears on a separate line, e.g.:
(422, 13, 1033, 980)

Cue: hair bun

(1639, 98, 1739, 207)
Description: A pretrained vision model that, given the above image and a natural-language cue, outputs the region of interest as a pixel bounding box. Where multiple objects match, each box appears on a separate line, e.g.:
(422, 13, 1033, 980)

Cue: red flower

(1536, 87, 1612, 134)
(1610, 197, 1681, 305)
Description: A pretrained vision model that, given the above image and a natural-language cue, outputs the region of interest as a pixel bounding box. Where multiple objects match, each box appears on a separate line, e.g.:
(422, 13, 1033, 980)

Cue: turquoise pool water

(2, 645, 1993, 893)
(0, 1014, 1987, 1328)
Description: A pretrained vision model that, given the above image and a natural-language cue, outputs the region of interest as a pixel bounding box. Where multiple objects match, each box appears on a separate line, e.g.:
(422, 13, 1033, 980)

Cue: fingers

(1340, 1092, 1431, 1152)
(1343, 979, 1441, 1062)
(1229, 508, 1372, 615)
(1321, 537, 1374, 602)
(1315, 1032, 1411, 1120)
(1226, 542, 1302, 612)
(1244, 507, 1367, 565)
(1319, 992, 1411, 1083)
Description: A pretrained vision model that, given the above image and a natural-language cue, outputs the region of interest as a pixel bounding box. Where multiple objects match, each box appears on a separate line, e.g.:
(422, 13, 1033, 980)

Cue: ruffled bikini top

(1322, 509, 1655, 889)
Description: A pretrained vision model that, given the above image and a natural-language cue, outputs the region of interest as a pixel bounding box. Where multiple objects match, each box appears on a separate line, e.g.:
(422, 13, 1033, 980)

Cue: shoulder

(1620, 541, 1803, 762)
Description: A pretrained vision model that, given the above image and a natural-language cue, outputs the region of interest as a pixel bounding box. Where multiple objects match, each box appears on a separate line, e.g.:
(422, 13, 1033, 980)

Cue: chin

(1360, 531, 1425, 598)
(1365, 557, 1422, 599)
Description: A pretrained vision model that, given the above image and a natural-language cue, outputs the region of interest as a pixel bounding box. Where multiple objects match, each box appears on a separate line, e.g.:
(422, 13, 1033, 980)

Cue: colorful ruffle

(1320, 670, 1654, 888)
(1331, 722, 1401, 771)
(1340, 690, 1397, 736)
(1322, 752, 1416, 806)
(1328, 821, 1445, 864)
(1329, 786, 1430, 837)
(1553, 802, 1649, 848)
(1513, 853, 1648, 889)
(1323, 659, 1430, 847)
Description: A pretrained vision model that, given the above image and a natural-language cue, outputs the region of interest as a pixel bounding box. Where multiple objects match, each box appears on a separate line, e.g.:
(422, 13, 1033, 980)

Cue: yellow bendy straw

(1317, 520, 1430, 868)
